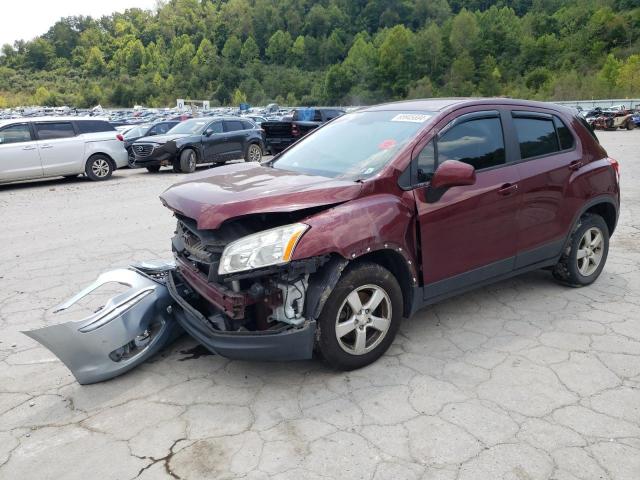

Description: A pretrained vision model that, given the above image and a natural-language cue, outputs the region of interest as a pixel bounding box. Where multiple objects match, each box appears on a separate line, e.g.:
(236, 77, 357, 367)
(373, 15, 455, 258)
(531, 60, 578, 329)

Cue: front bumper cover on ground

(23, 261, 316, 384)
(23, 261, 181, 385)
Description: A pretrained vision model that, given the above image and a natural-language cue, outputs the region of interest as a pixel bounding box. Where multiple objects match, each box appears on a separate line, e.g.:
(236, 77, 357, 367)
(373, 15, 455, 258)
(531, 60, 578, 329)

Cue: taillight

(116, 134, 124, 141)
(608, 157, 620, 182)
(291, 124, 300, 137)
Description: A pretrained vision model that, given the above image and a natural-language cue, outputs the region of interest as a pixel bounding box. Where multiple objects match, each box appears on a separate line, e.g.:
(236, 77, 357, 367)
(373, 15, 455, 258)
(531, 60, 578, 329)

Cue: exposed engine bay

(171, 212, 329, 333)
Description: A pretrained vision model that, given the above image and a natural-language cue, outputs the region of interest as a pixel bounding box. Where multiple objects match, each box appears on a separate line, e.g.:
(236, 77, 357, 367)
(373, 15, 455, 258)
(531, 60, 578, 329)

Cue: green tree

(266, 30, 292, 64)
(240, 36, 259, 64)
(377, 25, 416, 97)
(449, 9, 479, 53)
(25, 38, 55, 69)
(85, 46, 106, 75)
(222, 35, 242, 64)
(232, 88, 248, 105)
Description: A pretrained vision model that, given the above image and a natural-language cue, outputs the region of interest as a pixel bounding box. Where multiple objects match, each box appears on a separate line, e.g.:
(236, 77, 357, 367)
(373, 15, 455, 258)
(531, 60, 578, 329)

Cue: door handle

(568, 160, 583, 171)
(22, 146, 37, 150)
(40, 144, 53, 149)
(498, 183, 518, 196)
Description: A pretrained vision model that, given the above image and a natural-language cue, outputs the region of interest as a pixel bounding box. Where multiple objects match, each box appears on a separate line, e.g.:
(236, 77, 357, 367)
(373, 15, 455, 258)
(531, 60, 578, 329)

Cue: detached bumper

(167, 270, 316, 361)
(23, 262, 181, 385)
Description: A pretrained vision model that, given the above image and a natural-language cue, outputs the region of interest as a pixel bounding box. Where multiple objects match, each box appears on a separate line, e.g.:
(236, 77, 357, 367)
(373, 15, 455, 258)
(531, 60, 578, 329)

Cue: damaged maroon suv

(161, 98, 620, 370)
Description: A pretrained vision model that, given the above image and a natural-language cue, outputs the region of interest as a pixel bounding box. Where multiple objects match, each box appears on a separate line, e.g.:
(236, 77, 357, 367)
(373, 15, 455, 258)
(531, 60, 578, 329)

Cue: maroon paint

(430, 160, 477, 189)
(162, 98, 620, 291)
(160, 162, 362, 230)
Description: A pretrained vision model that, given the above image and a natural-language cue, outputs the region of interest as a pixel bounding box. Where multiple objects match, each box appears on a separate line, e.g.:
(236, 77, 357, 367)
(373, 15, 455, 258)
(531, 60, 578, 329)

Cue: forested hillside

(0, 0, 639, 107)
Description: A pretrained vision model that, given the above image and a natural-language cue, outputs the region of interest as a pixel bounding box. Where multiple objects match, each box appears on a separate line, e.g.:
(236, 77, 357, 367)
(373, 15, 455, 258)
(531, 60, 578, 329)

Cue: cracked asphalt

(1, 130, 639, 480)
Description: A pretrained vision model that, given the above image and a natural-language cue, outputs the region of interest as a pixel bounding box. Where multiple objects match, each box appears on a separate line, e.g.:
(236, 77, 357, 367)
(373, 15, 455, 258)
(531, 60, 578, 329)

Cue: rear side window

(76, 120, 115, 134)
(513, 117, 559, 159)
(554, 116, 575, 150)
(207, 121, 223, 134)
(438, 117, 506, 170)
(0, 124, 32, 144)
(35, 122, 76, 140)
(223, 120, 244, 132)
(241, 120, 255, 130)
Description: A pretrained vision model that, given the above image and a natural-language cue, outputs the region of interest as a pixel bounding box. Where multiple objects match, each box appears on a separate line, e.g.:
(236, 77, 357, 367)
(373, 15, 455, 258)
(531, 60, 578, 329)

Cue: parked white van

(0, 117, 128, 184)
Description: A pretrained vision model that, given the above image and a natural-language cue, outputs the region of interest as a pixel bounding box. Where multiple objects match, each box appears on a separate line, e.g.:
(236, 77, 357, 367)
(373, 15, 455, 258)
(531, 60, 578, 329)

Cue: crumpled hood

(160, 162, 362, 230)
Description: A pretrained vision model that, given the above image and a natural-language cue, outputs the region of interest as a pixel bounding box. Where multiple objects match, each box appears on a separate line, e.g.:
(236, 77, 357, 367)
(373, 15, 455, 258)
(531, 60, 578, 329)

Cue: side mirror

(430, 160, 476, 189)
(148, 131, 157, 136)
(204, 129, 214, 137)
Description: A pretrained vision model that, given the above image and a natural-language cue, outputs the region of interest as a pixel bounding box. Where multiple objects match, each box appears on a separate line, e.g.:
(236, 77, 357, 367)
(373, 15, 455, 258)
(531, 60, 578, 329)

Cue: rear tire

(179, 149, 197, 173)
(146, 165, 161, 173)
(552, 213, 609, 287)
(627, 120, 635, 131)
(316, 262, 403, 370)
(85, 155, 113, 181)
(245, 143, 262, 162)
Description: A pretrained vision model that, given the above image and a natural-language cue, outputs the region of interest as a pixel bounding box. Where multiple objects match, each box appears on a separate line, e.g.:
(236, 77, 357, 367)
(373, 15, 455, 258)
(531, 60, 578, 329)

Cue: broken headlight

(219, 223, 309, 275)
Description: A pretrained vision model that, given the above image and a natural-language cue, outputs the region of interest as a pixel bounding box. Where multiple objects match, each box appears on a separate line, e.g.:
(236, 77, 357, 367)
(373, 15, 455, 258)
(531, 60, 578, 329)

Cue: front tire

(245, 143, 262, 162)
(553, 213, 609, 287)
(85, 155, 113, 181)
(179, 149, 197, 173)
(627, 120, 635, 131)
(316, 262, 402, 370)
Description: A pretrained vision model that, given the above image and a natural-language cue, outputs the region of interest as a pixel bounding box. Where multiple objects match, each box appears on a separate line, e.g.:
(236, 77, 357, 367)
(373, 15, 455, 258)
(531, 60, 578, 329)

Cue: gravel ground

(1, 131, 639, 480)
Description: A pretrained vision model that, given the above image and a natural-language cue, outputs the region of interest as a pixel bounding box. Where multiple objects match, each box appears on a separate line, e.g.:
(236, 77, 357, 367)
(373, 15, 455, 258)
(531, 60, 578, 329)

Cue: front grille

(133, 144, 154, 157)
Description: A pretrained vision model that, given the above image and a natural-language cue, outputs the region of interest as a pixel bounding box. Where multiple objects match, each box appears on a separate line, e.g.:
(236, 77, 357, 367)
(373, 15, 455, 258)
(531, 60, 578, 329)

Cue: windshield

(167, 119, 209, 135)
(272, 110, 434, 180)
(124, 125, 146, 139)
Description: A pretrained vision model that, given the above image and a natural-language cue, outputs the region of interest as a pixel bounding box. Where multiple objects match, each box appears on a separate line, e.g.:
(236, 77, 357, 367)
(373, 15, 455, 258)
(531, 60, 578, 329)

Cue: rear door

(509, 110, 579, 268)
(414, 109, 521, 299)
(222, 120, 246, 159)
(201, 121, 224, 162)
(0, 122, 43, 181)
(34, 121, 85, 176)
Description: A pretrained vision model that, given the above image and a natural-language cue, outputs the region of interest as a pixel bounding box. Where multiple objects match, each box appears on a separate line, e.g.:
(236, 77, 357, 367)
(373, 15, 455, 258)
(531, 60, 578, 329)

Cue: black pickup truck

(262, 107, 345, 154)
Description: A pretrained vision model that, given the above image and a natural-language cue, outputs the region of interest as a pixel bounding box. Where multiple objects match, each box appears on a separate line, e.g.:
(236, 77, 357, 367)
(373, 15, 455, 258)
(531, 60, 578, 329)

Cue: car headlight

(218, 223, 309, 275)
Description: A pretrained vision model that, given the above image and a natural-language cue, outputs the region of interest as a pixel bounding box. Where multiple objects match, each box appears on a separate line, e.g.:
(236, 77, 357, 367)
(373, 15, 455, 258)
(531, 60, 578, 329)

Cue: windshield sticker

(378, 139, 397, 150)
(391, 113, 431, 123)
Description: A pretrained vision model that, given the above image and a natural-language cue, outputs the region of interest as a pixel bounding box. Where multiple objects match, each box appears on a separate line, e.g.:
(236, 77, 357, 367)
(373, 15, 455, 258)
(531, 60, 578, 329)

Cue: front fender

(293, 194, 419, 280)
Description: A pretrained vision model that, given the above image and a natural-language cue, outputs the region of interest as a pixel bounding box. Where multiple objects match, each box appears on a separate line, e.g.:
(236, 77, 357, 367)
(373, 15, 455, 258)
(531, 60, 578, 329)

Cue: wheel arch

(578, 196, 618, 236)
(305, 249, 415, 322)
(87, 152, 115, 170)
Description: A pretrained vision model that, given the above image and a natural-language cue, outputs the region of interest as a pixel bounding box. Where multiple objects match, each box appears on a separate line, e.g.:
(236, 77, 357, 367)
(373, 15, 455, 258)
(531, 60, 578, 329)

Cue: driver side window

(0, 124, 33, 145)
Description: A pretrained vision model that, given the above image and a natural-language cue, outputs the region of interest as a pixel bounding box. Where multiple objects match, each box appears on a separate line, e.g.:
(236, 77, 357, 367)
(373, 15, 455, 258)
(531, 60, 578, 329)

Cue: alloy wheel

(335, 284, 392, 356)
(577, 226, 604, 276)
(92, 159, 111, 178)
(188, 152, 196, 171)
(248, 144, 262, 162)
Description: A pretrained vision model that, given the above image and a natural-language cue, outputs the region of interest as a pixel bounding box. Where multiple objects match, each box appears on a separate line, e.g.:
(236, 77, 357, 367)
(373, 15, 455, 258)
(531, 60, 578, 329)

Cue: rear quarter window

(76, 120, 115, 134)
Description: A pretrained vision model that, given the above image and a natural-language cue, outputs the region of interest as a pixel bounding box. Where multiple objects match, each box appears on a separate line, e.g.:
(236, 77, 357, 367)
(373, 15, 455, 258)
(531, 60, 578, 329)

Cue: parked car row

(581, 107, 638, 130)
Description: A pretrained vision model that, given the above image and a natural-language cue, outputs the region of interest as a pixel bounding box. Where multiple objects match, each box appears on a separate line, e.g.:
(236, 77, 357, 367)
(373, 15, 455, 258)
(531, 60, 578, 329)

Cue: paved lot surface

(1, 132, 639, 480)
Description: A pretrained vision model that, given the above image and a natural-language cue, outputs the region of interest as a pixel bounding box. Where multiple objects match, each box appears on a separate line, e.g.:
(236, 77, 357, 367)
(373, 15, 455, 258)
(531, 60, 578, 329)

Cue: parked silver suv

(0, 117, 128, 184)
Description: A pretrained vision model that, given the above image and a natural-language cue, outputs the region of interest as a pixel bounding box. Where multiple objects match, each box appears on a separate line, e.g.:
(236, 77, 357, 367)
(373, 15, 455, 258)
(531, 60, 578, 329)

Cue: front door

(414, 110, 521, 300)
(34, 122, 85, 176)
(0, 123, 43, 182)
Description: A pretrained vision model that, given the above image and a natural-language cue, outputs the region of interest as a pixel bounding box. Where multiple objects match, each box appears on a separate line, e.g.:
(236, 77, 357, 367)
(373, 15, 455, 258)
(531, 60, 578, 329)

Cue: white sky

(0, 0, 158, 46)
